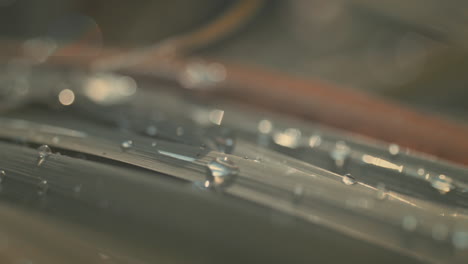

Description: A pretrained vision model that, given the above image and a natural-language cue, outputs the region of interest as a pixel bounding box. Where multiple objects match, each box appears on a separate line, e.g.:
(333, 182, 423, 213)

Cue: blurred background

(0, 0, 467, 120)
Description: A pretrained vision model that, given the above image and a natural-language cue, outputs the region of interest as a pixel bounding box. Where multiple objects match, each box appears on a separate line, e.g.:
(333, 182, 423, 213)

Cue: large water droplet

(206, 157, 239, 189)
(342, 174, 356, 185)
(37, 145, 52, 166)
(257, 119, 273, 134)
(431, 174, 454, 194)
(37, 179, 48, 196)
(330, 141, 351, 169)
(120, 140, 133, 150)
(402, 215, 418, 231)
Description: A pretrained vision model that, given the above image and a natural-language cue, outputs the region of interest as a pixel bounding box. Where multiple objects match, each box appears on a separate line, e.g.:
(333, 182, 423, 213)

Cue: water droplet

(342, 174, 356, 185)
(388, 144, 400, 156)
(145, 125, 158, 136)
(308, 135, 322, 148)
(376, 183, 387, 200)
(293, 185, 304, 203)
(176, 127, 184, 136)
(452, 231, 468, 250)
(0, 170, 5, 184)
(151, 141, 157, 147)
(417, 168, 425, 176)
(273, 128, 302, 148)
(431, 174, 454, 194)
(51, 136, 60, 144)
(432, 224, 449, 241)
(331, 141, 351, 169)
(37, 145, 52, 166)
(402, 215, 418, 231)
(206, 157, 239, 189)
(73, 184, 82, 194)
(37, 179, 48, 196)
(214, 136, 235, 154)
(208, 109, 224, 125)
(120, 140, 133, 150)
(258, 120, 273, 134)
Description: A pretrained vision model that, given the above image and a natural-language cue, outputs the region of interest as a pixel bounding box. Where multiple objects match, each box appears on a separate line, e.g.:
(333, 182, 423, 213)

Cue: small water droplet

(293, 185, 304, 203)
(376, 183, 387, 200)
(388, 144, 400, 156)
(342, 174, 356, 185)
(151, 141, 157, 147)
(432, 224, 449, 241)
(176, 127, 184, 136)
(120, 140, 133, 150)
(258, 119, 273, 134)
(51, 136, 60, 144)
(308, 135, 322, 148)
(402, 215, 418, 231)
(73, 184, 82, 194)
(214, 136, 235, 154)
(37, 179, 48, 196)
(37, 145, 52, 166)
(452, 231, 468, 250)
(417, 168, 425, 176)
(206, 157, 239, 189)
(145, 125, 158, 136)
(0, 170, 5, 184)
(331, 141, 351, 169)
(431, 174, 454, 194)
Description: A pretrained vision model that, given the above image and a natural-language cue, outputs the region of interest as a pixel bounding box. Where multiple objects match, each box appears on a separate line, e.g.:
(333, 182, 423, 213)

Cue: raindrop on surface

(273, 128, 302, 148)
(342, 174, 356, 185)
(293, 185, 304, 203)
(176, 127, 184, 136)
(145, 125, 158, 136)
(308, 135, 322, 148)
(431, 174, 454, 194)
(376, 183, 387, 200)
(151, 141, 157, 147)
(120, 140, 133, 150)
(37, 179, 49, 196)
(37, 145, 52, 166)
(258, 119, 273, 134)
(388, 144, 400, 156)
(417, 168, 425, 176)
(52, 136, 60, 144)
(206, 157, 239, 189)
(214, 136, 235, 154)
(402, 215, 418, 231)
(452, 231, 468, 250)
(330, 141, 351, 169)
(0, 170, 5, 183)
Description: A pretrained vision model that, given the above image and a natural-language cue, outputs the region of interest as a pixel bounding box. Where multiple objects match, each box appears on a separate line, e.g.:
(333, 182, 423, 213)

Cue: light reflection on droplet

(0, 170, 5, 184)
(342, 174, 356, 185)
(330, 141, 350, 168)
(273, 128, 302, 148)
(258, 120, 273, 134)
(388, 144, 400, 156)
(120, 140, 133, 150)
(206, 157, 239, 189)
(431, 174, 454, 194)
(58, 88, 75, 106)
(308, 135, 322, 148)
(37, 145, 52, 166)
(83, 73, 137, 105)
(37, 179, 49, 196)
